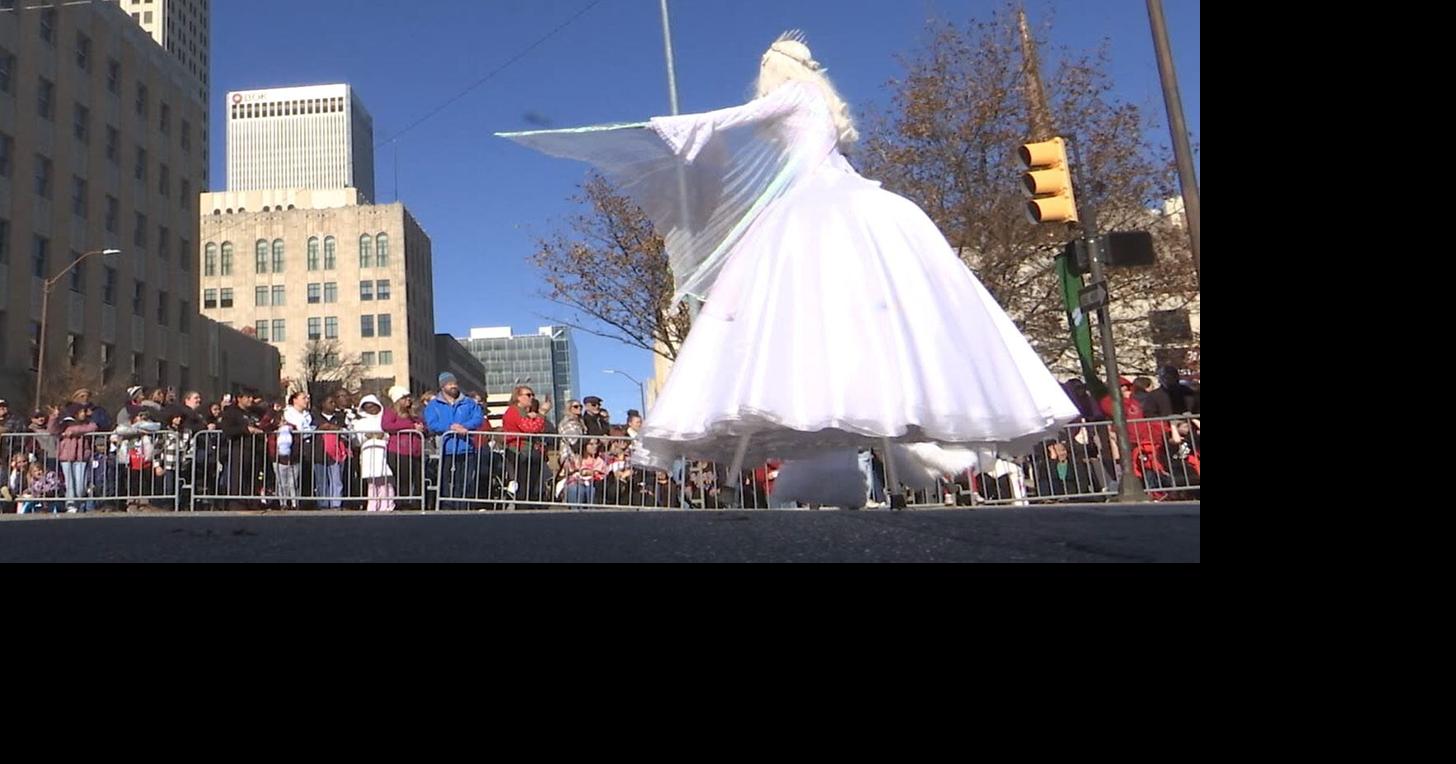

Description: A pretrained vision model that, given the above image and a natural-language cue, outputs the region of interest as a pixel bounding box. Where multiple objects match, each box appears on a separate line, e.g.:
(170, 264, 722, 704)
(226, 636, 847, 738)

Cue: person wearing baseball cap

(581, 396, 609, 436)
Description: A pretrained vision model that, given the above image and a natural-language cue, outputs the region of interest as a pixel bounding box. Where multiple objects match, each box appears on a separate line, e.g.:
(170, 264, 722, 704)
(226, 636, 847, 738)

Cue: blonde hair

(755, 32, 859, 152)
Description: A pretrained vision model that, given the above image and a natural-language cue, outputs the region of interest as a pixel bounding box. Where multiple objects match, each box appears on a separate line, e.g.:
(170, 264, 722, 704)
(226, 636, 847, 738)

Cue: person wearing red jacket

(502, 385, 553, 506)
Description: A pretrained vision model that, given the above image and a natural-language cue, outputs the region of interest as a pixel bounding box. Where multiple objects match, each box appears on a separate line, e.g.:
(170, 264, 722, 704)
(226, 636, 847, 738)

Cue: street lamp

(35, 249, 121, 408)
(603, 369, 646, 415)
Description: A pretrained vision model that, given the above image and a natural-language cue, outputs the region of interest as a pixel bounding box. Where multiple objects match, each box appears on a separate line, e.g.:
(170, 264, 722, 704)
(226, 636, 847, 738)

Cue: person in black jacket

(581, 396, 610, 436)
(220, 388, 266, 508)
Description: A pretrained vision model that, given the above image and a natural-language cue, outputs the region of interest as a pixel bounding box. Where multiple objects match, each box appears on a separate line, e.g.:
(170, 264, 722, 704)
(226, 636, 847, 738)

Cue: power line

(374, 0, 607, 149)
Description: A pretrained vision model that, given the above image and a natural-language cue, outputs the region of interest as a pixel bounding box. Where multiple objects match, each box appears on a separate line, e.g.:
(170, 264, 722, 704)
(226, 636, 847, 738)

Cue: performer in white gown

(500, 32, 1080, 505)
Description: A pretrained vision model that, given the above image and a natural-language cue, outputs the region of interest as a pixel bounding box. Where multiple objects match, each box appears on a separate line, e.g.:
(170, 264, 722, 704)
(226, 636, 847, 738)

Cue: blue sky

(209, 0, 1200, 412)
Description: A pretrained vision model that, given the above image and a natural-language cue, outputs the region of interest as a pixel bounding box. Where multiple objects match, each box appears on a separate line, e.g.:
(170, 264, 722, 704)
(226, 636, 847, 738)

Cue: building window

(34, 154, 52, 198)
(105, 125, 119, 162)
(40, 7, 56, 44)
(180, 237, 190, 271)
(307, 237, 319, 270)
(360, 281, 373, 301)
(157, 291, 169, 326)
(220, 242, 233, 275)
(103, 267, 117, 305)
(29, 322, 41, 371)
(181, 119, 191, 152)
(362, 352, 375, 367)
(0, 132, 11, 177)
(73, 103, 90, 143)
(135, 83, 148, 118)
(360, 315, 374, 337)
(376, 280, 391, 300)
(307, 283, 320, 304)
(180, 302, 191, 334)
(272, 285, 285, 306)
(32, 236, 48, 279)
(106, 59, 120, 94)
(132, 281, 145, 316)
(323, 236, 337, 269)
(272, 319, 285, 343)
(307, 317, 321, 340)
(378, 351, 393, 365)
(272, 239, 284, 272)
(204, 288, 217, 309)
(254, 320, 269, 341)
(37, 77, 54, 120)
(359, 234, 373, 268)
(324, 317, 338, 339)
(102, 343, 115, 384)
(324, 282, 337, 303)
(134, 213, 147, 247)
(254, 286, 268, 307)
(376, 233, 389, 267)
(0, 47, 14, 95)
(180, 180, 191, 213)
(204, 243, 217, 275)
(0, 218, 8, 263)
(106, 196, 119, 232)
(159, 164, 170, 197)
(71, 176, 88, 218)
(134, 146, 147, 182)
(67, 333, 81, 367)
(159, 101, 170, 134)
(75, 32, 91, 71)
(255, 239, 267, 273)
(220, 288, 233, 308)
(377, 314, 392, 338)
(68, 251, 84, 293)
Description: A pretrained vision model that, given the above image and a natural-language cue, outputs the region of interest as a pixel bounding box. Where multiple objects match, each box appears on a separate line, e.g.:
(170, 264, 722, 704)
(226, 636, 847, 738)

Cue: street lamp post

(603, 369, 646, 415)
(35, 249, 121, 408)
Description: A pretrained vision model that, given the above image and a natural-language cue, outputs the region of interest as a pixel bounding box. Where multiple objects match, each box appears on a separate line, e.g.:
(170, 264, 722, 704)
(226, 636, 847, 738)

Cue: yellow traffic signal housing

(1019, 137, 1079, 225)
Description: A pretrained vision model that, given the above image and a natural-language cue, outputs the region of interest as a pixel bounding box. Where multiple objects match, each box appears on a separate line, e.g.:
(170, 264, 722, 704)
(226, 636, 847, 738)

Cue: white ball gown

(500, 80, 1080, 488)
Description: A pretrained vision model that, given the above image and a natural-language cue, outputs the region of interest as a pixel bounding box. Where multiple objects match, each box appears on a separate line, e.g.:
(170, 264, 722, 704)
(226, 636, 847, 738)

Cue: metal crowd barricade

(4, 417, 1198, 514)
(187, 428, 430, 511)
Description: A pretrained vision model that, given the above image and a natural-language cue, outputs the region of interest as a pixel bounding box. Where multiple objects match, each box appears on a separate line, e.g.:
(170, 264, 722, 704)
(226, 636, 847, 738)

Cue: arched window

(220, 242, 234, 275)
(375, 233, 389, 268)
(255, 239, 268, 273)
(307, 237, 319, 271)
(272, 239, 284, 272)
(323, 236, 337, 270)
(359, 234, 373, 268)
(204, 243, 216, 276)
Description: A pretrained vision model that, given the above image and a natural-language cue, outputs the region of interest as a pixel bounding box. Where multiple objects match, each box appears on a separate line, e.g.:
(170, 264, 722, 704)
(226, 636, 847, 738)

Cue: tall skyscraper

(1, 0, 278, 407)
(225, 84, 376, 202)
(459, 326, 579, 425)
(106, 0, 210, 108)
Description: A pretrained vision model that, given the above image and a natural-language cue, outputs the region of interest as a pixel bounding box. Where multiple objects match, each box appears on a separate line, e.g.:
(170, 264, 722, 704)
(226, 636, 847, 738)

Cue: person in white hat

(382, 385, 427, 509)
(355, 394, 394, 511)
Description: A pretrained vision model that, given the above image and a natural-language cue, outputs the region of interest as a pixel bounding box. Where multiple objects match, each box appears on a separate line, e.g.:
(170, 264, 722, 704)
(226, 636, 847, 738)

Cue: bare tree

(292, 339, 367, 403)
(530, 173, 692, 361)
(858, 6, 1199, 376)
(34, 355, 131, 415)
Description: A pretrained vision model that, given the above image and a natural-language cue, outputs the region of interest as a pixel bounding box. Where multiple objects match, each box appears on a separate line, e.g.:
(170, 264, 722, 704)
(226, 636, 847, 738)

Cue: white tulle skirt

(634, 163, 1080, 472)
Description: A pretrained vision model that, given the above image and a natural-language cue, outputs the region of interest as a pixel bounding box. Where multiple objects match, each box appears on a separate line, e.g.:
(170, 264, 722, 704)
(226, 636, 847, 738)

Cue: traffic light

(1062, 239, 1090, 275)
(1019, 136, 1079, 225)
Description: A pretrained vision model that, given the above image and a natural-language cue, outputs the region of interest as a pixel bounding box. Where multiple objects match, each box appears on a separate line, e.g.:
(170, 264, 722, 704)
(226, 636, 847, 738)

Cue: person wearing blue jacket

(424, 372, 484, 509)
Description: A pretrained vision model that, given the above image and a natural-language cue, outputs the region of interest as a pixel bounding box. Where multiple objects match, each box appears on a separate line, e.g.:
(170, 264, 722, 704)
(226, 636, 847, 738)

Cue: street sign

(1079, 281, 1109, 311)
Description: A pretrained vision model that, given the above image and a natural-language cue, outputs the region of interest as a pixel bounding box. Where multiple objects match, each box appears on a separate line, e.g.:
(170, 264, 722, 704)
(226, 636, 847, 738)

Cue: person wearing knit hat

(424, 369, 484, 509)
(388, 385, 411, 404)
